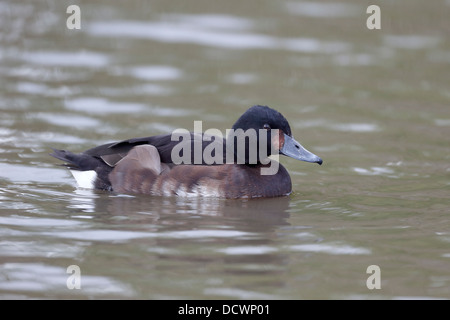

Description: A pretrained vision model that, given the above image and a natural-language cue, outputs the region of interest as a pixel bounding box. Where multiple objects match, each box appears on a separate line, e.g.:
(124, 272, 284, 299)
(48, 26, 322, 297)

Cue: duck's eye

(263, 124, 271, 130)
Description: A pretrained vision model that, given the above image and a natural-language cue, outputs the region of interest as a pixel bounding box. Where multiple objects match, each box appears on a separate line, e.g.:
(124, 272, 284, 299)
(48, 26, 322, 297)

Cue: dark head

(228, 105, 323, 165)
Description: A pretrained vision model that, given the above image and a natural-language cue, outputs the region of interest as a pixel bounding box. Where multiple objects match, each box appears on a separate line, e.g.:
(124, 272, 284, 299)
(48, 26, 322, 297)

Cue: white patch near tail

(70, 170, 97, 189)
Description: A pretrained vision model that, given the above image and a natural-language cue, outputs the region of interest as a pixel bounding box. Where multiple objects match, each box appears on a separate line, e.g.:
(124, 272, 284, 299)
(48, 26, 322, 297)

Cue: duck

(50, 105, 322, 198)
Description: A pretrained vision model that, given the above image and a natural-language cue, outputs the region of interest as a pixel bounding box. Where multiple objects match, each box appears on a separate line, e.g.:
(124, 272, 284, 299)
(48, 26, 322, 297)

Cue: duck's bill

(280, 134, 323, 165)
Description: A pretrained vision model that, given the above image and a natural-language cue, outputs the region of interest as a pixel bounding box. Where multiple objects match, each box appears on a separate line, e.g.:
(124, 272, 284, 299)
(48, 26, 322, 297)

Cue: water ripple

(129, 65, 183, 81)
(88, 20, 275, 49)
(0, 163, 69, 184)
(353, 166, 395, 176)
(65, 97, 146, 114)
(217, 245, 277, 255)
(21, 51, 109, 67)
(286, 2, 360, 18)
(166, 14, 254, 31)
(29, 113, 101, 128)
(204, 287, 275, 299)
(44, 229, 254, 242)
(0, 263, 133, 296)
(0, 216, 83, 228)
(384, 35, 442, 50)
(331, 123, 380, 133)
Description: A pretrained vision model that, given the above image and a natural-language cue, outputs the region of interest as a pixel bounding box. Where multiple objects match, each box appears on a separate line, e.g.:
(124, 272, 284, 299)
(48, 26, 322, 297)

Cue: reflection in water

(285, 1, 360, 18)
(0, 262, 134, 298)
(59, 191, 293, 298)
(56, 190, 375, 298)
(89, 192, 291, 230)
(87, 18, 350, 53)
(383, 35, 442, 50)
(20, 51, 109, 67)
(65, 97, 147, 114)
(129, 65, 183, 81)
(289, 243, 370, 255)
(1, 0, 450, 299)
(68, 189, 98, 213)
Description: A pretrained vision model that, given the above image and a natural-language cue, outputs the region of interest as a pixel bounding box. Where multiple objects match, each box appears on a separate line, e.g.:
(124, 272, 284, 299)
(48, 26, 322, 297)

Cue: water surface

(0, 0, 449, 299)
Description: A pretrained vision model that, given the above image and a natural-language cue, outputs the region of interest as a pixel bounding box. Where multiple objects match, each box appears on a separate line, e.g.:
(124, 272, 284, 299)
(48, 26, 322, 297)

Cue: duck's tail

(50, 148, 112, 190)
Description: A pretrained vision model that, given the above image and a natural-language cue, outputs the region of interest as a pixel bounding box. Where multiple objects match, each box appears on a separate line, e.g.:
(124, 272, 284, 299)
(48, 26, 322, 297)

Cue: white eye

(263, 123, 271, 130)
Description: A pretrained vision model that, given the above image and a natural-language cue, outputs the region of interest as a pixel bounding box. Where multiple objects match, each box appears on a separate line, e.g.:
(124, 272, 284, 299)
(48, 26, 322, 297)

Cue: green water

(0, 0, 449, 299)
